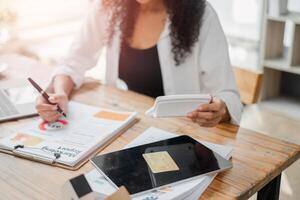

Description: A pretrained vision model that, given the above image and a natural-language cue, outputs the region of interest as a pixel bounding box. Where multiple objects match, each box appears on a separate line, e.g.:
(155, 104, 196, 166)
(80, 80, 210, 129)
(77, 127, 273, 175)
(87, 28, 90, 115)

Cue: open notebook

(0, 101, 137, 170)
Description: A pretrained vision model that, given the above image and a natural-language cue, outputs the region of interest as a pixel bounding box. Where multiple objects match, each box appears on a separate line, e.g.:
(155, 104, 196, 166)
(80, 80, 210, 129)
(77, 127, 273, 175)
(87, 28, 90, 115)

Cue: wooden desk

(0, 55, 300, 200)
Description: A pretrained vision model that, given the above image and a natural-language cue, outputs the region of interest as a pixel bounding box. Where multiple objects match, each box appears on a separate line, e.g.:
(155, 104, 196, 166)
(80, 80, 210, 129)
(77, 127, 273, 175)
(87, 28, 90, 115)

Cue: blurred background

(0, 0, 300, 199)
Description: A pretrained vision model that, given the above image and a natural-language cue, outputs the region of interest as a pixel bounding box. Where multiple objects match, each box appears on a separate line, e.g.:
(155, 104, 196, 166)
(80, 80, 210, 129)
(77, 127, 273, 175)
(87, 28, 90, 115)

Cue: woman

(36, 0, 243, 127)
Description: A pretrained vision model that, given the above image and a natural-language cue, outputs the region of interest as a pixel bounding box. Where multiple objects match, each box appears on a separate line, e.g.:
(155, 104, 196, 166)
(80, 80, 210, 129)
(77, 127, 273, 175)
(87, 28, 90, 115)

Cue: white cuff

(215, 92, 243, 125)
(50, 65, 84, 89)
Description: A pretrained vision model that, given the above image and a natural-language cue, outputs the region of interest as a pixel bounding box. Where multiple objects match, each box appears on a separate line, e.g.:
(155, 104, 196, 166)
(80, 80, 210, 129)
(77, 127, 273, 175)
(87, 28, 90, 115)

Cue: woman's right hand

(35, 93, 69, 122)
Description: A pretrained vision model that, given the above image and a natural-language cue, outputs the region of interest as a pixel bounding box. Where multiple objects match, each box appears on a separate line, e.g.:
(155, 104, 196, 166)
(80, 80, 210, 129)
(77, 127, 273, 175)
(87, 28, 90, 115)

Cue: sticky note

(94, 111, 129, 121)
(143, 151, 179, 173)
(11, 133, 43, 146)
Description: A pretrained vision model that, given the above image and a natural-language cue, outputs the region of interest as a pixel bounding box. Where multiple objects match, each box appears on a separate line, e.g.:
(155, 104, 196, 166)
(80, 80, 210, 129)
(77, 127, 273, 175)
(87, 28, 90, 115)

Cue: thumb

(49, 95, 60, 104)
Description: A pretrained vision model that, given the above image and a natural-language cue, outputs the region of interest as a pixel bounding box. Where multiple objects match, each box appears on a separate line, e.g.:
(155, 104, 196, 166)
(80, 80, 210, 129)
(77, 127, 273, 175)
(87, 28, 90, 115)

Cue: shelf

(264, 58, 300, 75)
(268, 12, 300, 24)
(290, 24, 300, 66)
(264, 19, 285, 60)
(261, 1, 300, 102)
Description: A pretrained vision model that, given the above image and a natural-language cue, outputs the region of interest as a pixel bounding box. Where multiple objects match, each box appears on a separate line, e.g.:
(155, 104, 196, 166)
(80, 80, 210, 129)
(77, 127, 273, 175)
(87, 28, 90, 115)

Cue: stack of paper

(0, 101, 137, 167)
(85, 127, 233, 200)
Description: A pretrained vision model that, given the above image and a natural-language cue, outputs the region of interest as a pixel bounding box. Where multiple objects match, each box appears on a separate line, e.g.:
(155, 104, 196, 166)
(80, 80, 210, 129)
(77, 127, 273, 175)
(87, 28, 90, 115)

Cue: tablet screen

(91, 135, 232, 195)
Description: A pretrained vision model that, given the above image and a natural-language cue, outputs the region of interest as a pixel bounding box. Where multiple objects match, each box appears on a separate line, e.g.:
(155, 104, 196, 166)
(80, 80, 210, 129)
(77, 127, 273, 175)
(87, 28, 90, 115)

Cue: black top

(119, 43, 164, 98)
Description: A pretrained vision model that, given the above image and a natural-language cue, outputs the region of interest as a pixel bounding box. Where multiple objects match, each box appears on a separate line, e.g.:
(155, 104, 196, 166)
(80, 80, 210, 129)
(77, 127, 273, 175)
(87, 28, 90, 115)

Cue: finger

(193, 113, 210, 123)
(48, 96, 59, 104)
(49, 95, 65, 104)
(197, 102, 222, 112)
(194, 118, 208, 124)
(195, 111, 219, 121)
(187, 111, 196, 118)
(38, 110, 58, 117)
(36, 104, 57, 111)
(187, 111, 199, 120)
(195, 120, 207, 127)
(46, 114, 62, 123)
(197, 98, 223, 112)
(38, 112, 57, 122)
(41, 112, 61, 119)
(207, 117, 222, 126)
(204, 111, 225, 122)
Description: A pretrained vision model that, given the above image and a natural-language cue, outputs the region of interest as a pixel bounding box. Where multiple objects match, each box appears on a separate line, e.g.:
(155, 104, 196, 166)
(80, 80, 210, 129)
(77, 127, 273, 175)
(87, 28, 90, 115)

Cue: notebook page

(0, 101, 137, 166)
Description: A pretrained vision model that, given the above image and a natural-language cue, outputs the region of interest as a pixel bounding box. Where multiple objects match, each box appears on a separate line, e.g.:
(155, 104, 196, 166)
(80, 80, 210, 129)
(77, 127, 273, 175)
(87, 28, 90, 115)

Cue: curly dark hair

(103, 0, 206, 65)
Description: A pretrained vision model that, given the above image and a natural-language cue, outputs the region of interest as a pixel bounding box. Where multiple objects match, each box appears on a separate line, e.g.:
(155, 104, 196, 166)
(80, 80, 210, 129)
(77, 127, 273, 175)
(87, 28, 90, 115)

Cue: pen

(27, 77, 67, 118)
(209, 94, 213, 104)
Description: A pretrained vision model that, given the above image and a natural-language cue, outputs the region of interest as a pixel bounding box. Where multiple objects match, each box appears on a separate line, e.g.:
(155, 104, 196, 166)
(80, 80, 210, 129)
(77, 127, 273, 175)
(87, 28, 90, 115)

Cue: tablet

(91, 135, 232, 196)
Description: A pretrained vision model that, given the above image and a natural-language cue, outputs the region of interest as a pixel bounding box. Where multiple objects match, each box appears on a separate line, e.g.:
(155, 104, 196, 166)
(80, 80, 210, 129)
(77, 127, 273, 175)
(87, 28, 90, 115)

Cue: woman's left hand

(187, 98, 230, 127)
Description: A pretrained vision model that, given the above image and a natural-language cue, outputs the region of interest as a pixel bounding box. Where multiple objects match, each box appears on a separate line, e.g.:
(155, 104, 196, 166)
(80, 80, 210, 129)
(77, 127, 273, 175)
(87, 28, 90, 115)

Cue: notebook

(0, 101, 137, 170)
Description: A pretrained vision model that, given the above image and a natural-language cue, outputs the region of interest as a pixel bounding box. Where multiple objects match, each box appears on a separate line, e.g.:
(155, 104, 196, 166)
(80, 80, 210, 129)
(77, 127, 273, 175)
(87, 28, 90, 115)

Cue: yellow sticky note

(11, 133, 43, 146)
(143, 151, 179, 173)
(94, 111, 129, 121)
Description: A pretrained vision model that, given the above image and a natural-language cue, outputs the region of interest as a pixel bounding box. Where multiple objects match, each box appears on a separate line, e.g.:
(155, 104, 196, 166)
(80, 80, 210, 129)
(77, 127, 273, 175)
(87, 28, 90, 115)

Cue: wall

(207, 0, 263, 42)
(0, 0, 90, 58)
(208, 0, 300, 42)
(288, 0, 300, 12)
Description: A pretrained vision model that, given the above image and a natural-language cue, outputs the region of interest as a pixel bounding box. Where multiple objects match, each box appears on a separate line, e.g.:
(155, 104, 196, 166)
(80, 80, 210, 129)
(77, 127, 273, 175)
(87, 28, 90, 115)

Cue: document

(0, 101, 137, 167)
(85, 127, 233, 200)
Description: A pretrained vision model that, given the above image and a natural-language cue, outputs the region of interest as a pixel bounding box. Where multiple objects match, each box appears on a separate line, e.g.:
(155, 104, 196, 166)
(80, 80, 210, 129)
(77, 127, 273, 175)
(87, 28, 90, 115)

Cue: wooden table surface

(0, 54, 299, 200)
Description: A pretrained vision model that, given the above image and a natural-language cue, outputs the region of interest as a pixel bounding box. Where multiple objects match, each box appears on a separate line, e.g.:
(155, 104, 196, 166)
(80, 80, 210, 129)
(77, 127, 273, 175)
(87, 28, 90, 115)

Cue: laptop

(0, 86, 38, 122)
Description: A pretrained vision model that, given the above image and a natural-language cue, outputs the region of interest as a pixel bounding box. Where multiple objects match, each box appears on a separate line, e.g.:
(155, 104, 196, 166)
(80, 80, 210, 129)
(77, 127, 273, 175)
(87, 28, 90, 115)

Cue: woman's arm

(50, 0, 109, 89)
(188, 3, 243, 126)
(52, 75, 74, 97)
(36, 0, 109, 122)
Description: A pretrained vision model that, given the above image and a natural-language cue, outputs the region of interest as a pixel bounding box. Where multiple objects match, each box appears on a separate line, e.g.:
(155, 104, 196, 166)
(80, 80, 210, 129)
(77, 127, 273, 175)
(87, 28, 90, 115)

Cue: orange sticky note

(94, 111, 129, 121)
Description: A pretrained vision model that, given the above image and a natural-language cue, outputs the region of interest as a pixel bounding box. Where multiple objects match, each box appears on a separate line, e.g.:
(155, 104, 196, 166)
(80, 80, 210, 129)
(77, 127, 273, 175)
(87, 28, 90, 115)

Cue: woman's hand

(35, 93, 69, 122)
(187, 98, 230, 127)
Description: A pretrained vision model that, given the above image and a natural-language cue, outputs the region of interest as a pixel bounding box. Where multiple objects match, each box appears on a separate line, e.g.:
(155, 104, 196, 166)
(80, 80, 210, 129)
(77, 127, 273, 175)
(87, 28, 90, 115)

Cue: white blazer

(51, 0, 243, 124)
